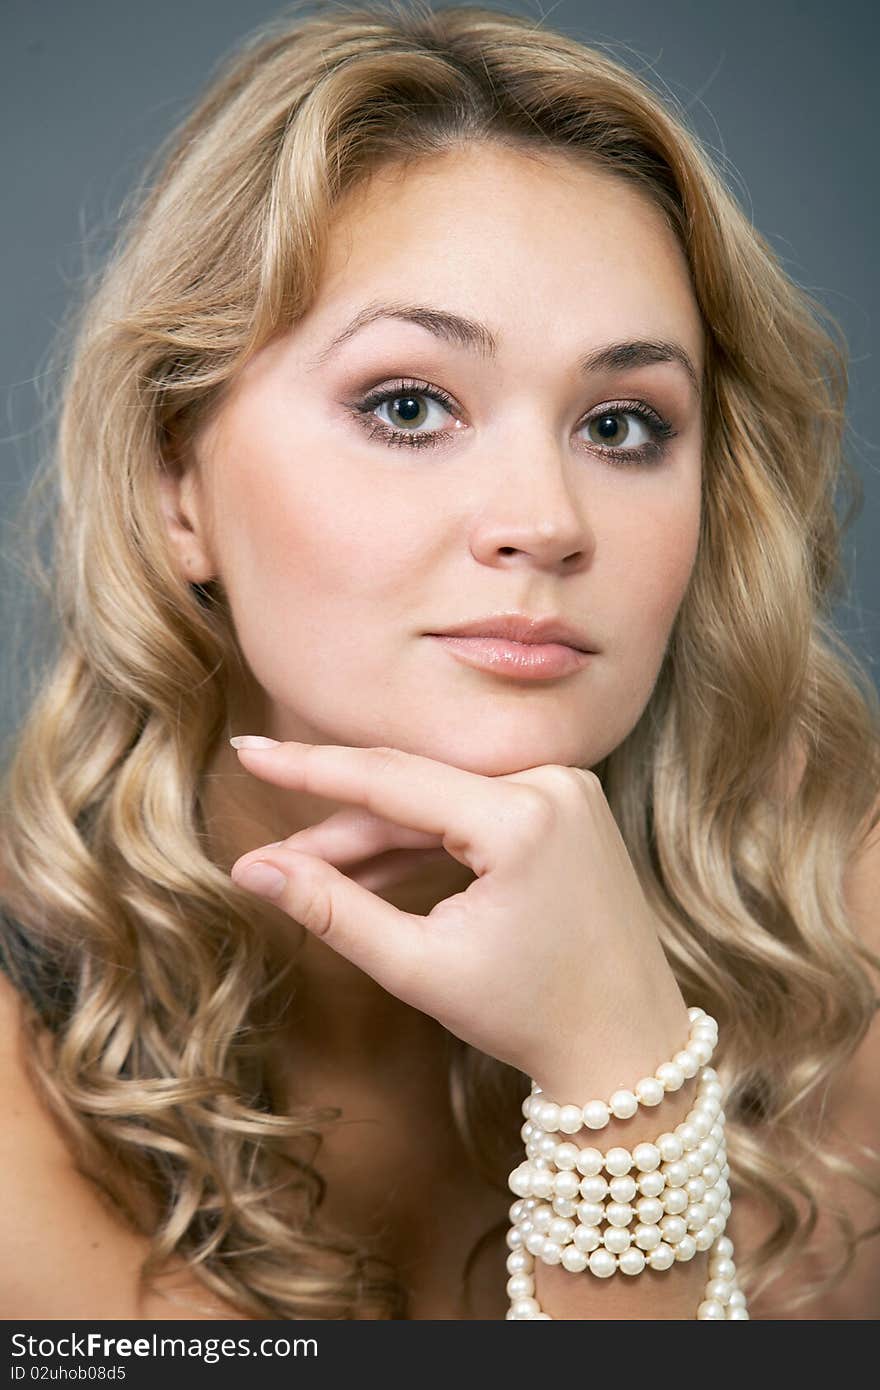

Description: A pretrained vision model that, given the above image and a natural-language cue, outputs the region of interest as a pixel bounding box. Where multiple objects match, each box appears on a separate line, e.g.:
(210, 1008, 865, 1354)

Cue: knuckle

(540, 764, 592, 801)
(511, 784, 557, 833)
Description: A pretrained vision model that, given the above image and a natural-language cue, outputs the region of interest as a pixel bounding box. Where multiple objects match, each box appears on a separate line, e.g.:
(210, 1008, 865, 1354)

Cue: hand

(229, 740, 689, 1094)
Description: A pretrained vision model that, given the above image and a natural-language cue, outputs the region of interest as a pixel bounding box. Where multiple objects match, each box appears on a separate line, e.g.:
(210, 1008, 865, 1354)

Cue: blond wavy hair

(1, 0, 879, 1319)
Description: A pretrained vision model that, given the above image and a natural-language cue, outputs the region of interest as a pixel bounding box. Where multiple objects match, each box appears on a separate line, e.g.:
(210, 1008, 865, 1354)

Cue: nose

(467, 432, 593, 570)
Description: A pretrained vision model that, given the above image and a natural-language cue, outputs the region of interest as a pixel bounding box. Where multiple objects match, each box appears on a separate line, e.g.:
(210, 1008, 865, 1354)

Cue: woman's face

(168, 141, 704, 776)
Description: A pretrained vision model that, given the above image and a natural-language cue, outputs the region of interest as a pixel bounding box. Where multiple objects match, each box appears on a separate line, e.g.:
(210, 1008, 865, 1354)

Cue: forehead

(311, 141, 703, 366)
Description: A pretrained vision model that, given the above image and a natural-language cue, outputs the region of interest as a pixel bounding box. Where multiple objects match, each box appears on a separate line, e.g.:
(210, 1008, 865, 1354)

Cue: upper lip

(427, 613, 596, 653)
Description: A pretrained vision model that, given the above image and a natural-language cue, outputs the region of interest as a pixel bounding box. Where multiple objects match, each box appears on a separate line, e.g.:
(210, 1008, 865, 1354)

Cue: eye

(349, 378, 461, 450)
(582, 409, 653, 451)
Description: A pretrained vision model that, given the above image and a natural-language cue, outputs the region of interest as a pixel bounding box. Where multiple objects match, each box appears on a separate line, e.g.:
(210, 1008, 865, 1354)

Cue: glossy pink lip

(428, 635, 593, 680)
(426, 612, 596, 652)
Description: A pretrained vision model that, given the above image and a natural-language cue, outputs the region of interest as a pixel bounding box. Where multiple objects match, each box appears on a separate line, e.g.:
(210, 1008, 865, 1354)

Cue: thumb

(231, 848, 425, 1001)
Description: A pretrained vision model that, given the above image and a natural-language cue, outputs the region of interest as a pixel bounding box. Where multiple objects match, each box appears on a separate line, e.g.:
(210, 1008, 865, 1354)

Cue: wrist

(528, 996, 693, 1116)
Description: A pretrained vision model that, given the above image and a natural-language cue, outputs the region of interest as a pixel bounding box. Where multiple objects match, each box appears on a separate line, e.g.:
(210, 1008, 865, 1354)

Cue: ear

(156, 450, 216, 586)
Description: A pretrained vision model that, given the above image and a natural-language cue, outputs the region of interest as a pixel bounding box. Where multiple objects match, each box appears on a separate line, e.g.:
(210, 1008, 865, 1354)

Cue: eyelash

(349, 377, 678, 466)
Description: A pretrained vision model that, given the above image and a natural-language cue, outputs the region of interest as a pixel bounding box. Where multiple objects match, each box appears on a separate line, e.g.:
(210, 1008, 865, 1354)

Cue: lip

(428, 635, 593, 680)
(426, 612, 596, 653)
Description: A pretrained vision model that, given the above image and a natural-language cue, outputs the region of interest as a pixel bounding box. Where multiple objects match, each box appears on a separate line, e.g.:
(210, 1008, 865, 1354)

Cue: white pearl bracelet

(525, 1007, 718, 1133)
(506, 1231, 750, 1318)
(505, 1009, 749, 1318)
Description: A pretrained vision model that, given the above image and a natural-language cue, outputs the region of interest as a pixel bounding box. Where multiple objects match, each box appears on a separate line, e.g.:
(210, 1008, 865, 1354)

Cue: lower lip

(428, 635, 594, 679)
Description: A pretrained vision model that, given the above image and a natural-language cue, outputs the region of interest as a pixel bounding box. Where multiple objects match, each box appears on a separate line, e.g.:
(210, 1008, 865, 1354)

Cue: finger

(232, 742, 515, 869)
(272, 808, 443, 864)
(230, 847, 427, 999)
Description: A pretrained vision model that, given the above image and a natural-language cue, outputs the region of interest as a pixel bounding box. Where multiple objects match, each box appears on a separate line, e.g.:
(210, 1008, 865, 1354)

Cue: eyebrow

(309, 300, 702, 399)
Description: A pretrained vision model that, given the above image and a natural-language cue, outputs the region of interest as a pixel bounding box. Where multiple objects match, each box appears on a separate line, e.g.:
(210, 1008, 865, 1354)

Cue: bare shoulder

(725, 790, 880, 1318)
(0, 967, 251, 1320)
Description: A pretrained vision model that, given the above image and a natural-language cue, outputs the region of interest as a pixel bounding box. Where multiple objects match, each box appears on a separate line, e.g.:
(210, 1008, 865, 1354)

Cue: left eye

(582, 410, 652, 450)
(373, 391, 450, 432)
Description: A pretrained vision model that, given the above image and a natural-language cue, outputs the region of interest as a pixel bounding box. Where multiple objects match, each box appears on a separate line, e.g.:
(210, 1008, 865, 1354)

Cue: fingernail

(232, 861, 287, 898)
(230, 735, 280, 749)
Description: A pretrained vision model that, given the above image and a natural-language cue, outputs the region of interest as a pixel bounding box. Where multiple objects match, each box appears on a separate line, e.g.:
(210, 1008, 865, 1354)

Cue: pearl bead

(548, 1217, 575, 1245)
(609, 1089, 638, 1119)
(710, 1256, 736, 1282)
(686, 1150, 705, 1177)
(686, 1202, 709, 1232)
(588, 1249, 618, 1278)
(573, 1225, 601, 1252)
(552, 1170, 581, 1200)
(703, 1189, 722, 1217)
(674, 1234, 697, 1261)
(609, 1174, 638, 1203)
(634, 1076, 665, 1106)
(685, 1177, 706, 1202)
(531, 1203, 553, 1231)
(551, 1196, 579, 1218)
(579, 1174, 608, 1203)
(582, 1100, 610, 1129)
(605, 1202, 635, 1228)
(687, 1006, 705, 1023)
(690, 1038, 714, 1066)
(633, 1142, 662, 1172)
(675, 1121, 700, 1149)
(531, 1169, 554, 1198)
(705, 1278, 733, 1305)
(694, 1226, 716, 1251)
(558, 1104, 584, 1134)
(575, 1200, 605, 1227)
(537, 1101, 561, 1131)
(540, 1240, 563, 1265)
(575, 1147, 604, 1177)
(661, 1186, 688, 1215)
(715, 1236, 734, 1258)
(553, 1142, 580, 1170)
(634, 1223, 662, 1251)
(603, 1225, 631, 1254)
(618, 1246, 647, 1275)
(674, 1049, 699, 1078)
(656, 1131, 684, 1162)
(636, 1196, 664, 1225)
(507, 1249, 530, 1273)
(508, 1166, 532, 1197)
(728, 1307, 750, 1319)
(728, 1289, 746, 1308)
(524, 1231, 546, 1256)
(659, 1214, 688, 1244)
(604, 1146, 633, 1176)
(647, 1241, 676, 1270)
(506, 1272, 535, 1299)
(638, 1169, 667, 1198)
(697, 1299, 726, 1319)
(506, 1226, 524, 1250)
(511, 1297, 541, 1318)
(702, 1161, 721, 1187)
(661, 1159, 689, 1188)
(655, 1061, 686, 1091)
(561, 1245, 588, 1272)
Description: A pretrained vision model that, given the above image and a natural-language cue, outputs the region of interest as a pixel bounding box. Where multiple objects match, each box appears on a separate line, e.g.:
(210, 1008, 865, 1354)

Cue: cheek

(211, 449, 426, 692)
(607, 486, 701, 656)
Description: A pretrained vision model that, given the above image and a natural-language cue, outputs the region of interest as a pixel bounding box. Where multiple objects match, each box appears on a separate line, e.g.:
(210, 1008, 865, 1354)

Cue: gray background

(2, 0, 878, 742)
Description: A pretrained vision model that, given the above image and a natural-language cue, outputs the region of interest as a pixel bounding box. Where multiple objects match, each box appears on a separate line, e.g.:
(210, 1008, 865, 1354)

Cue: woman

(1, 0, 878, 1321)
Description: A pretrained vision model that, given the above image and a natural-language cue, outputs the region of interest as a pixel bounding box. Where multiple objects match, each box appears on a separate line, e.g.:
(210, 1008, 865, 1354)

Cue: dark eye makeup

(346, 376, 679, 467)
